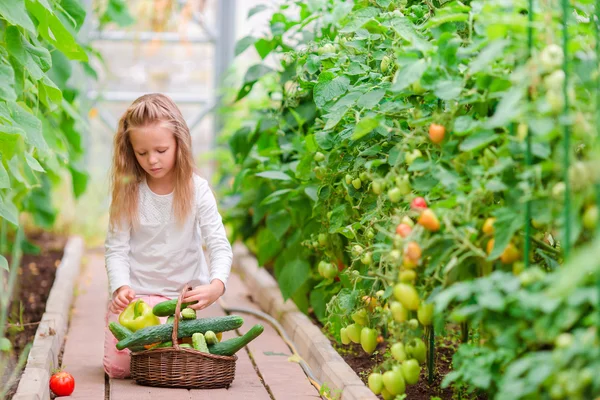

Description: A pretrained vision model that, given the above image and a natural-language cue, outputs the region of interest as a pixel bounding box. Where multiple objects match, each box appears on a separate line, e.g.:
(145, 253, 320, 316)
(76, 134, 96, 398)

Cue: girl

(103, 93, 233, 378)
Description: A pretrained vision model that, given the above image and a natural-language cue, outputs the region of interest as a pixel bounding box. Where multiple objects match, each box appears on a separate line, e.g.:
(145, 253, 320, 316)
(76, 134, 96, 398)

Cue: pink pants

(103, 295, 171, 379)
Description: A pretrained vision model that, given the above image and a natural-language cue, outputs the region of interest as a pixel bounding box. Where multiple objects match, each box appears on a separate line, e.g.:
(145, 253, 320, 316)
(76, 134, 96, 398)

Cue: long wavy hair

(109, 93, 195, 229)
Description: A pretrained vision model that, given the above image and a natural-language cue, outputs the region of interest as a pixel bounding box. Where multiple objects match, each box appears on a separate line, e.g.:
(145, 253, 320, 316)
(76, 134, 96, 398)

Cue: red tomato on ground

(49, 371, 75, 397)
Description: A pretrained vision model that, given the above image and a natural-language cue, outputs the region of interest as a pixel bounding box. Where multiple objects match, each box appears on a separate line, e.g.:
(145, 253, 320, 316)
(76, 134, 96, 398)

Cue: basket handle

(172, 284, 192, 350)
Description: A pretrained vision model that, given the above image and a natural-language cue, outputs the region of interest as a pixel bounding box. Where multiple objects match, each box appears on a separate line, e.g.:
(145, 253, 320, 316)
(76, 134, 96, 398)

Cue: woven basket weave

(130, 285, 237, 389)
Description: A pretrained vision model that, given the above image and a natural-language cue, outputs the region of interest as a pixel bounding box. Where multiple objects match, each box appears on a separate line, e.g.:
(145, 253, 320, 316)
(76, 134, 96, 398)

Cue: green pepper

(118, 299, 161, 332)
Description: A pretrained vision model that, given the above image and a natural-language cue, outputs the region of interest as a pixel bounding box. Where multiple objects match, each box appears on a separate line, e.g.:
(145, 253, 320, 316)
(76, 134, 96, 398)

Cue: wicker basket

(130, 285, 237, 389)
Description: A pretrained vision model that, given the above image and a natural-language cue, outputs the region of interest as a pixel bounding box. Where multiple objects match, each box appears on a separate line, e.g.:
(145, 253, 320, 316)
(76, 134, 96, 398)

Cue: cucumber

(204, 331, 218, 345)
(108, 322, 146, 352)
(179, 343, 193, 349)
(192, 333, 209, 353)
(116, 315, 244, 350)
(181, 307, 197, 320)
(208, 324, 264, 356)
(109, 322, 133, 340)
(153, 299, 198, 317)
(166, 315, 175, 324)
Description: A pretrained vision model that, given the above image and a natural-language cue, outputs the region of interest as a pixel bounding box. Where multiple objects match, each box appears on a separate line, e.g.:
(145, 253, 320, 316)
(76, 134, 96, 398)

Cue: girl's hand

(110, 285, 136, 314)
(183, 280, 225, 310)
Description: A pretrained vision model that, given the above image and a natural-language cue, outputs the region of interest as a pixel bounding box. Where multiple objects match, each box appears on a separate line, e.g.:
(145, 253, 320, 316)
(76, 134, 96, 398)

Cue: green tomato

(395, 175, 411, 195)
(317, 233, 328, 246)
(351, 245, 364, 257)
(346, 323, 363, 344)
(314, 166, 326, 180)
(547, 89, 564, 114)
(583, 205, 598, 230)
(382, 369, 406, 396)
(388, 187, 403, 203)
(380, 388, 394, 400)
(552, 182, 566, 199)
(359, 172, 368, 182)
(352, 178, 362, 190)
(340, 327, 351, 345)
(365, 227, 375, 239)
(361, 251, 373, 265)
(417, 303, 434, 326)
(554, 333, 574, 349)
(408, 318, 419, 330)
(381, 56, 391, 73)
(313, 152, 325, 162)
(393, 283, 420, 311)
(390, 301, 408, 322)
(345, 174, 353, 185)
(405, 149, 422, 166)
(317, 43, 336, 55)
(544, 70, 565, 91)
(411, 79, 426, 95)
(391, 342, 407, 362)
(372, 179, 384, 195)
(540, 44, 564, 72)
(351, 308, 368, 326)
(0, 337, 11, 352)
(406, 338, 427, 364)
(401, 359, 421, 385)
(360, 327, 378, 354)
(368, 373, 384, 394)
(318, 261, 337, 279)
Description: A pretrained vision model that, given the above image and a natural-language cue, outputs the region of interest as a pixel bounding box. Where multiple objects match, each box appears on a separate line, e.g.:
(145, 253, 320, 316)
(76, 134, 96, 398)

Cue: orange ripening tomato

(396, 223, 412, 238)
(429, 123, 446, 144)
(482, 218, 495, 235)
(418, 209, 440, 232)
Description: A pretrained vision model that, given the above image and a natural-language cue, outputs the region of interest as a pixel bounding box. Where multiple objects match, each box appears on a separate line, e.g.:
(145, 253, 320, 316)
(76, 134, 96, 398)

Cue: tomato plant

(217, 0, 600, 397)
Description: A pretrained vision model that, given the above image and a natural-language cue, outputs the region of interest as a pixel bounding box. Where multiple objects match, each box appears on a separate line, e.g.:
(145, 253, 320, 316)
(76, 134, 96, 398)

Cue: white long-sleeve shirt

(104, 174, 232, 298)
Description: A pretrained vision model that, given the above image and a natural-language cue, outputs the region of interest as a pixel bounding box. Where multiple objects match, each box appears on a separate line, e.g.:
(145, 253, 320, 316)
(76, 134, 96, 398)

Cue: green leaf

(453, 115, 478, 135)
(352, 118, 380, 140)
(488, 208, 523, 260)
(357, 89, 386, 109)
(434, 79, 463, 100)
(0, 61, 16, 101)
(267, 210, 291, 239)
(235, 36, 256, 56)
(0, 0, 36, 33)
(236, 64, 274, 101)
(469, 40, 508, 74)
(100, 0, 134, 27)
(256, 171, 292, 181)
(26, 0, 88, 61)
(6, 26, 52, 81)
(0, 255, 8, 271)
(390, 16, 432, 52)
(0, 194, 19, 225)
(459, 131, 497, 152)
(340, 7, 378, 33)
(59, 0, 87, 32)
(0, 161, 9, 189)
(69, 163, 88, 198)
(485, 87, 524, 128)
(278, 259, 310, 300)
(254, 38, 275, 59)
(486, 179, 508, 192)
(260, 189, 293, 206)
(3, 102, 47, 151)
(391, 59, 426, 92)
(248, 4, 267, 18)
(24, 153, 44, 172)
(313, 73, 350, 108)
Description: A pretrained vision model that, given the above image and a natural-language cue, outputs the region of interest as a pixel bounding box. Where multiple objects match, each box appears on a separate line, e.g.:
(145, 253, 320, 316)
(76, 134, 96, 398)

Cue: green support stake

(427, 325, 435, 384)
(524, 0, 534, 268)
(562, 0, 571, 259)
(595, 0, 600, 340)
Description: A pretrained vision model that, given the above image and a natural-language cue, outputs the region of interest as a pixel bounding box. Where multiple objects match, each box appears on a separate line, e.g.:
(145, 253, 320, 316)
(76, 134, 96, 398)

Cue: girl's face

(129, 122, 177, 183)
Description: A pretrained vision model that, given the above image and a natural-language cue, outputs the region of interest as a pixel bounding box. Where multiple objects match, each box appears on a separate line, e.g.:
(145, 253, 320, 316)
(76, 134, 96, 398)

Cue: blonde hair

(109, 93, 195, 229)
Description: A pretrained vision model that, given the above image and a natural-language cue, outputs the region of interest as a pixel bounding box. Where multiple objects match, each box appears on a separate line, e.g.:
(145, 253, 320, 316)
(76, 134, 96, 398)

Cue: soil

(3, 231, 66, 399)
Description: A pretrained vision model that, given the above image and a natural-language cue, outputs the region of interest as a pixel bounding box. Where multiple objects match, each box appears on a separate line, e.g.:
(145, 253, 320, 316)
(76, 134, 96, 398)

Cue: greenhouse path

(62, 249, 321, 399)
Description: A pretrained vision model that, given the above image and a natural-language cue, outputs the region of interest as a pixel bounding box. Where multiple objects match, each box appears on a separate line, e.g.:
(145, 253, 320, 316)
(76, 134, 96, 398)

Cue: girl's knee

(103, 355, 131, 379)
